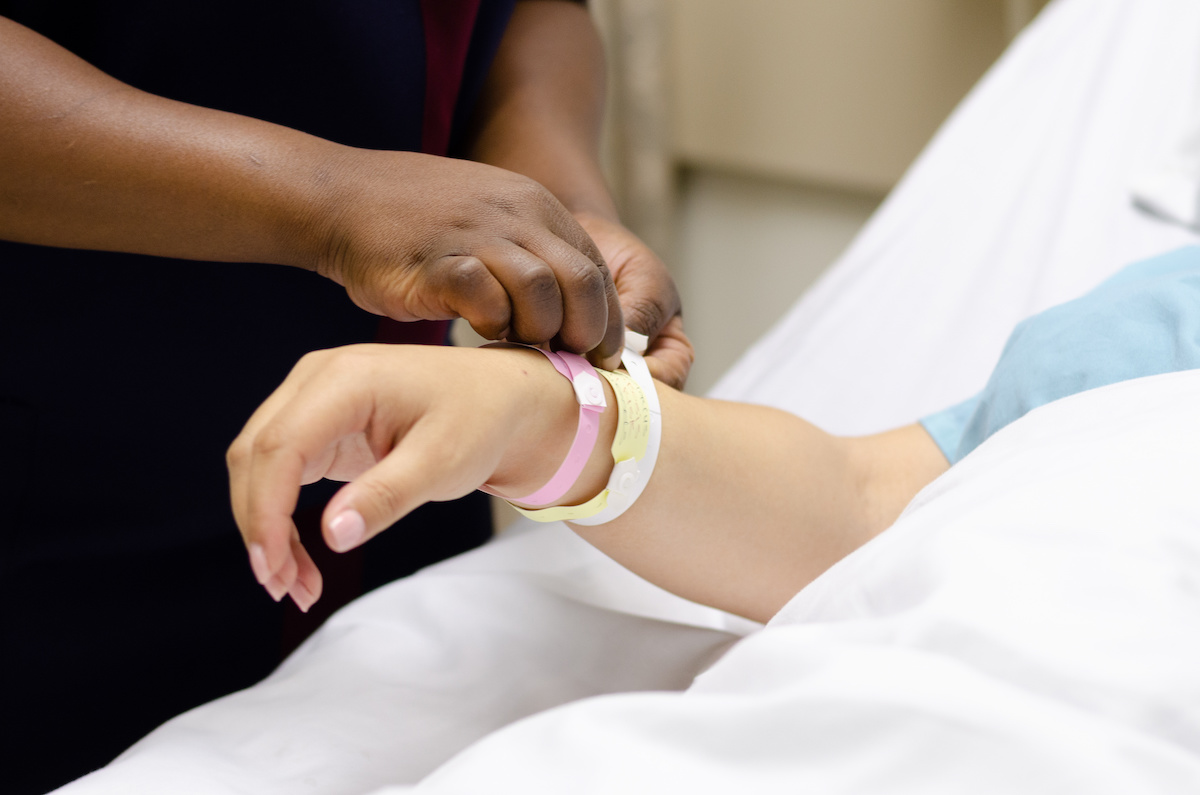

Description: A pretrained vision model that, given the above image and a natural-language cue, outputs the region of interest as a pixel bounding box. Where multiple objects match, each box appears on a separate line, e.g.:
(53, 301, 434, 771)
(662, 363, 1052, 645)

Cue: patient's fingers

(269, 538, 300, 596)
(231, 350, 330, 480)
(229, 343, 532, 606)
(230, 350, 381, 593)
(239, 444, 306, 600)
(248, 542, 286, 600)
(322, 418, 489, 552)
(287, 528, 322, 612)
(229, 360, 321, 596)
(248, 530, 319, 611)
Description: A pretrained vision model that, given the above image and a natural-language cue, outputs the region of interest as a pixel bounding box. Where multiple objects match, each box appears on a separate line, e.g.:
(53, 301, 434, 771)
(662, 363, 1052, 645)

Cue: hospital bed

(54, 0, 1200, 791)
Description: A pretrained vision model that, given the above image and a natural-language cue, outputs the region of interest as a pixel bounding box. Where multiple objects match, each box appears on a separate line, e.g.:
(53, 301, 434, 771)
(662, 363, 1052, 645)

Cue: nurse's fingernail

(329, 509, 365, 552)
(248, 543, 272, 585)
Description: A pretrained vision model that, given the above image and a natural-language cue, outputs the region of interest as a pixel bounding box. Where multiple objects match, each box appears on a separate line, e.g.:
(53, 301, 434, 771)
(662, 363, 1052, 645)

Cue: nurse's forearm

(0, 14, 628, 357)
(0, 15, 340, 267)
(468, 0, 618, 222)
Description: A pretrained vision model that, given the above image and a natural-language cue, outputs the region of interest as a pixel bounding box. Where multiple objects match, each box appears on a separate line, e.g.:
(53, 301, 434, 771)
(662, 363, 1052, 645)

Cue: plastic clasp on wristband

(623, 329, 650, 355)
(569, 368, 606, 408)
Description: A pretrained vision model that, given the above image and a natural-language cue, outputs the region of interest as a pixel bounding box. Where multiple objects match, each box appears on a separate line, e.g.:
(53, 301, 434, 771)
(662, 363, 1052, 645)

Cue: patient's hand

(226, 344, 595, 611)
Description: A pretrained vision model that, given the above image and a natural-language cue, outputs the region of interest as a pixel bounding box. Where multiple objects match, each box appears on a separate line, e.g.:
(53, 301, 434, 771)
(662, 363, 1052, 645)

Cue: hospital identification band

(571, 335, 663, 526)
(510, 367, 649, 522)
(512, 331, 662, 525)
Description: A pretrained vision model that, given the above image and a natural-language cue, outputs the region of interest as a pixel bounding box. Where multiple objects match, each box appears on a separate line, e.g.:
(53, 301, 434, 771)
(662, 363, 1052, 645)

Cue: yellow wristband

(596, 369, 650, 464)
(511, 368, 650, 523)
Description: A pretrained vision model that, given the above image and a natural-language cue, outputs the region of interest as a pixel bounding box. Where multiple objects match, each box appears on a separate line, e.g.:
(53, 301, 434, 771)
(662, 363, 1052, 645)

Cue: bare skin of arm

(227, 344, 948, 623)
(0, 14, 623, 360)
(471, 0, 693, 387)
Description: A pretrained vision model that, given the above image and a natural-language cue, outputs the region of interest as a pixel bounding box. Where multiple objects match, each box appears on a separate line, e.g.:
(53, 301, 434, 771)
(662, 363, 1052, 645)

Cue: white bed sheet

(54, 0, 1200, 792)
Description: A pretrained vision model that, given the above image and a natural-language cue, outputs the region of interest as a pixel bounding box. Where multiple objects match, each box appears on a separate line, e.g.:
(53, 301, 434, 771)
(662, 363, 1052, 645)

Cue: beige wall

(666, 0, 1022, 195)
(592, 0, 1051, 248)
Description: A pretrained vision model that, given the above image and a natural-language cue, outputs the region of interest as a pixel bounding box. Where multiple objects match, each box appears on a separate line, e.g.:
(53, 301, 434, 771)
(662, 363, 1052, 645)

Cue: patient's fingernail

(265, 575, 287, 602)
(248, 543, 272, 585)
(289, 581, 314, 614)
(329, 509, 365, 552)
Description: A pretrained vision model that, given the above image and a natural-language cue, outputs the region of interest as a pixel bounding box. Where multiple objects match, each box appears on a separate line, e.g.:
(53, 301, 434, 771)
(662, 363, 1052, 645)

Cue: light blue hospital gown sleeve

(921, 245, 1200, 464)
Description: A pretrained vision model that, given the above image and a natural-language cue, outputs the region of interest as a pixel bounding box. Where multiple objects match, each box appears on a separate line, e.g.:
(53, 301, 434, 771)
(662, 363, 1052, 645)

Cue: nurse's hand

(0, 15, 624, 368)
(226, 344, 584, 611)
(315, 152, 624, 369)
(573, 212, 694, 390)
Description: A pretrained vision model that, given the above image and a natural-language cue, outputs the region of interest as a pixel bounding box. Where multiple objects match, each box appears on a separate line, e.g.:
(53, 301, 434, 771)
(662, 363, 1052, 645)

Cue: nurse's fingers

(515, 233, 622, 363)
(419, 255, 513, 341)
(478, 244, 564, 344)
(641, 315, 695, 392)
(431, 240, 622, 366)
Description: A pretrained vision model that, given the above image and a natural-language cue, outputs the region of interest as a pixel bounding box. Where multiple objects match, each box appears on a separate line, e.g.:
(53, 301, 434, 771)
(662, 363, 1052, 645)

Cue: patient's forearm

(490, 359, 945, 622)
(566, 392, 946, 622)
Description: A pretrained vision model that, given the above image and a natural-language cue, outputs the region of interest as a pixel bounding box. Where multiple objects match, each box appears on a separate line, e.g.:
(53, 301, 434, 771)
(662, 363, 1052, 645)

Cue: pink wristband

(486, 348, 607, 507)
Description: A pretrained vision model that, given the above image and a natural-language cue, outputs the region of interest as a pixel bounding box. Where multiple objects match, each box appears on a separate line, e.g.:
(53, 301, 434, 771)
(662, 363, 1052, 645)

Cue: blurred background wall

(589, 0, 1053, 394)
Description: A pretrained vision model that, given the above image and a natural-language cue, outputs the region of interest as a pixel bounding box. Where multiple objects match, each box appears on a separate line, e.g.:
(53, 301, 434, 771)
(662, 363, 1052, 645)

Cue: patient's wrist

(482, 347, 618, 505)
(497, 344, 661, 524)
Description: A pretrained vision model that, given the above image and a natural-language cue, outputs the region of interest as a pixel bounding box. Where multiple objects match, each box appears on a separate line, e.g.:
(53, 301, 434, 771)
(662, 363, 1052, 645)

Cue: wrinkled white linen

(54, 0, 1200, 792)
(53, 527, 747, 795)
